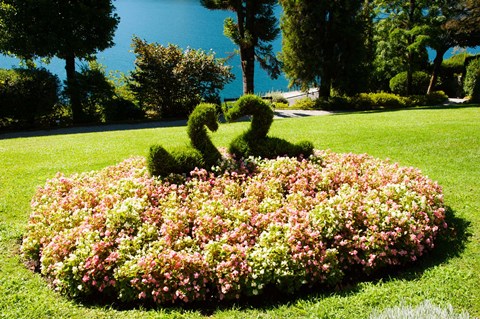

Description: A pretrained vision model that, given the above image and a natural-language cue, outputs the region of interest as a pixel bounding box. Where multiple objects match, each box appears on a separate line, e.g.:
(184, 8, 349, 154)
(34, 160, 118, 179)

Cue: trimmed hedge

(315, 92, 448, 111)
(226, 95, 314, 158)
(148, 103, 220, 177)
(464, 58, 480, 102)
(390, 71, 431, 96)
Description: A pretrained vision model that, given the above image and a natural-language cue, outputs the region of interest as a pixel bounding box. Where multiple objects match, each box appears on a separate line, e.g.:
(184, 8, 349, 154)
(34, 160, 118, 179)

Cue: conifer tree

(200, 0, 281, 94)
(279, 0, 371, 98)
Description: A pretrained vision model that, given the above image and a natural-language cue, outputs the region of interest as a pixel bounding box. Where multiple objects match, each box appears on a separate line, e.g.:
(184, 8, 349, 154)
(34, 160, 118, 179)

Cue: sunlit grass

(0, 105, 479, 318)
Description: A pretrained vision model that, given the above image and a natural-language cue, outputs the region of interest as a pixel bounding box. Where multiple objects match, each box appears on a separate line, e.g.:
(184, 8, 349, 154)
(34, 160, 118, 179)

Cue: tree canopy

(424, 0, 480, 93)
(279, 0, 372, 98)
(200, 0, 281, 95)
(129, 37, 234, 118)
(0, 0, 119, 122)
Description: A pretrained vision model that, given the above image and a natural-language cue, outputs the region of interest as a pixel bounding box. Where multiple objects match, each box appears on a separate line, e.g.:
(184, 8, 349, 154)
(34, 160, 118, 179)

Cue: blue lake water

(0, 0, 288, 98)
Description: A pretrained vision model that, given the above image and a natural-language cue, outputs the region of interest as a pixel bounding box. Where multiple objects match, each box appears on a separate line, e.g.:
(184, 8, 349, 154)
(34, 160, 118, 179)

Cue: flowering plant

(22, 150, 447, 304)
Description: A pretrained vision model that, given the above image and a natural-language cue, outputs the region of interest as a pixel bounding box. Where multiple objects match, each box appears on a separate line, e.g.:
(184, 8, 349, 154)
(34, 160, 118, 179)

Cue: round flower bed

(22, 150, 447, 304)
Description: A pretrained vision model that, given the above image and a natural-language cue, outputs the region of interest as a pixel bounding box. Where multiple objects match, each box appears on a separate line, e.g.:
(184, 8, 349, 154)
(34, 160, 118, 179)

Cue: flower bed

(21, 150, 447, 304)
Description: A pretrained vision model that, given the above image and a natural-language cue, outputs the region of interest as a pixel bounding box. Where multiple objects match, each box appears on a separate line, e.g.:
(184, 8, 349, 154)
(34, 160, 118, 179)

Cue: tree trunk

(427, 48, 447, 94)
(240, 0, 255, 95)
(319, 76, 331, 99)
(240, 47, 255, 94)
(406, 0, 416, 96)
(407, 54, 413, 96)
(65, 53, 82, 123)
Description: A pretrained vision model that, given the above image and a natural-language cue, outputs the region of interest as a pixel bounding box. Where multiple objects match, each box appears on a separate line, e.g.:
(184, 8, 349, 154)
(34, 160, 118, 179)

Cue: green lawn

(1, 105, 479, 318)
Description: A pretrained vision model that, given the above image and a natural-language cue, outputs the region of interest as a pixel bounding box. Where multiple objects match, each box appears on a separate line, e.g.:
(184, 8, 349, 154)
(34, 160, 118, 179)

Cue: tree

(200, 0, 281, 94)
(129, 38, 234, 118)
(425, 0, 480, 94)
(279, 0, 372, 98)
(374, 0, 431, 95)
(0, 0, 119, 123)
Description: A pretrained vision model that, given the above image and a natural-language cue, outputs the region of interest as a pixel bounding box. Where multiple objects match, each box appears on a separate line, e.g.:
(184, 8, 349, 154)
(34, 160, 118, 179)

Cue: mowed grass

(0, 105, 479, 318)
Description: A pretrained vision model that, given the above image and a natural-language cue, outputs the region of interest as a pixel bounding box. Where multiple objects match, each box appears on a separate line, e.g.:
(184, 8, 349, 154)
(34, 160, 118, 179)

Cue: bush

(354, 92, 406, 109)
(264, 91, 289, 104)
(291, 97, 316, 110)
(389, 71, 431, 95)
(130, 37, 234, 118)
(103, 98, 145, 122)
(464, 58, 480, 102)
(0, 68, 60, 129)
(316, 91, 448, 112)
(67, 62, 144, 123)
(272, 102, 290, 109)
(406, 91, 448, 106)
(22, 151, 447, 304)
(438, 53, 471, 98)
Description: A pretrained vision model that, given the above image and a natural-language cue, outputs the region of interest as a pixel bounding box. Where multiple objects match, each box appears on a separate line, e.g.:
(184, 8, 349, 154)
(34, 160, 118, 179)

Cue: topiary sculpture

(148, 103, 221, 177)
(225, 94, 314, 159)
(187, 102, 222, 167)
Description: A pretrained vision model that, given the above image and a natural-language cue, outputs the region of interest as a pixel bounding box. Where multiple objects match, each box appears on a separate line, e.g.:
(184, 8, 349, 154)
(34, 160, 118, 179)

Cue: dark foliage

(0, 68, 60, 129)
(390, 71, 432, 96)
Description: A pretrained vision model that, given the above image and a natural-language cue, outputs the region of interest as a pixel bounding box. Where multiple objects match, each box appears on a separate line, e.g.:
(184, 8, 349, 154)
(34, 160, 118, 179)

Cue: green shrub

(389, 71, 431, 95)
(66, 62, 144, 123)
(272, 102, 290, 109)
(316, 91, 447, 112)
(365, 92, 405, 108)
(314, 96, 352, 111)
(427, 90, 449, 104)
(130, 37, 234, 118)
(442, 52, 471, 74)
(0, 68, 60, 129)
(147, 144, 204, 177)
(464, 58, 480, 102)
(103, 98, 144, 122)
(406, 91, 448, 106)
(265, 91, 289, 104)
(437, 53, 471, 97)
(346, 93, 406, 110)
(291, 97, 316, 110)
(229, 135, 313, 159)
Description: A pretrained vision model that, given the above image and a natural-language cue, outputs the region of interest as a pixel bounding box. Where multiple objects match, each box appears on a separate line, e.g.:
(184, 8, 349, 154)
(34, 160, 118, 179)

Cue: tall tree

(374, 0, 431, 95)
(0, 0, 119, 123)
(425, 0, 480, 94)
(279, 0, 371, 98)
(200, 0, 281, 94)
